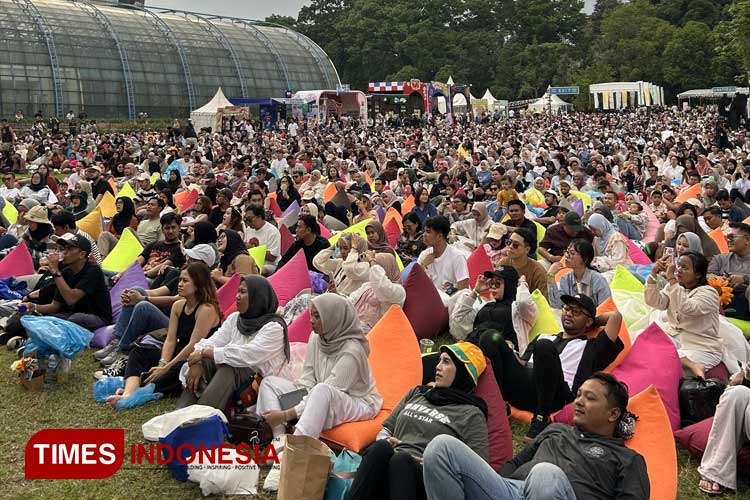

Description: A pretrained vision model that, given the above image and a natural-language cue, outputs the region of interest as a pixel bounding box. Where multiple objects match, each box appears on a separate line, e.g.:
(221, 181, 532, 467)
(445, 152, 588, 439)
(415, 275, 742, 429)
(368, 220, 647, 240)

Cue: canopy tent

(481, 89, 509, 115)
(189, 87, 245, 131)
(677, 88, 749, 100)
(452, 91, 472, 113)
(293, 89, 368, 123)
(589, 81, 664, 110)
(446, 75, 455, 86)
(527, 93, 574, 114)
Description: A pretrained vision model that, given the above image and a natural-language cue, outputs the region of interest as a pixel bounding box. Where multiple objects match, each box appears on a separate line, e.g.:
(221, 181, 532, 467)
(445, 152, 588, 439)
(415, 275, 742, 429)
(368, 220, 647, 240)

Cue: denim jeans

(113, 287, 169, 351)
(423, 435, 576, 500)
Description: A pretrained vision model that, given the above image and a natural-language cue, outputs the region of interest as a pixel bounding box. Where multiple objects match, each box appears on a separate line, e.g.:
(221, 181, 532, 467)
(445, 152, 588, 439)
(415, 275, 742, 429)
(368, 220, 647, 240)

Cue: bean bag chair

(527, 290, 562, 341)
(571, 198, 583, 216)
(2, 200, 18, 224)
(400, 195, 415, 215)
(287, 309, 312, 343)
(611, 264, 644, 293)
(216, 274, 241, 317)
(467, 245, 493, 290)
(108, 177, 119, 196)
(321, 306, 422, 452)
(375, 206, 385, 223)
(674, 415, 750, 475)
(109, 262, 148, 323)
(641, 203, 660, 243)
(626, 237, 651, 265)
(118, 182, 136, 200)
(319, 224, 331, 239)
(709, 227, 729, 254)
(570, 190, 592, 211)
(278, 224, 294, 257)
(78, 208, 103, 240)
(175, 189, 199, 214)
(401, 261, 417, 282)
(323, 183, 338, 203)
(383, 207, 403, 232)
(532, 221, 546, 259)
(330, 187, 350, 208)
(395, 251, 405, 271)
(728, 317, 750, 338)
(475, 360, 513, 470)
(328, 218, 371, 246)
(555, 321, 681, 430)
(385, 218, 401, 248)
(278, 210, 299, 229)
(248, 245, 266, 272)
(91, 325, 115, 348)
(0, 241, 35, 279)
(269, 249, 312, 306)
(675, 183, 702, 203)
(98, 191, 117, 218)
(281, 200, 299, 218)
(101, 229, 143, 273)
(402, 264, 449, 340)
(268, 197, 282, 218)
(625, 385, 678, 500)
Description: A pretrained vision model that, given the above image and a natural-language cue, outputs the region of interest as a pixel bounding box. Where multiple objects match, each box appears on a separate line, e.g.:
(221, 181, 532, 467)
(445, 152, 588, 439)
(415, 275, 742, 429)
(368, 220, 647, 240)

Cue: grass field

(0, 348, 748, 499)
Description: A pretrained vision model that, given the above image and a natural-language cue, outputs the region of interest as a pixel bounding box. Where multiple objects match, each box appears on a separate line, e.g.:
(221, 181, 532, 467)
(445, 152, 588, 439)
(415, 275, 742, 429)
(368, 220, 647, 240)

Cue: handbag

(324, 449, 362, 500)
(679, 376, 726, 426)
(227, 411, 274, 448)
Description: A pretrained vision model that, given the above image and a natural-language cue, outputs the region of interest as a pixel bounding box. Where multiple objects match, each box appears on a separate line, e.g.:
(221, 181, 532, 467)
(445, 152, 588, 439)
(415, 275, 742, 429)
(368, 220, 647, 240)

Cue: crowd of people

(1, 105, 750, 497)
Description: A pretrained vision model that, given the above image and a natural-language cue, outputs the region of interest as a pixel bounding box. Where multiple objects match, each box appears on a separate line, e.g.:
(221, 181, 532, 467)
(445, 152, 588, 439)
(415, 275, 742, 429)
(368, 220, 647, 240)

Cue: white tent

(677, 88, 749, 100)
(527, 93, 573, 113)
(190, 87, 236, 131)
(446, 75, 455, 86)
(481, 89, 496, 104)
(589, 81, 664, 109)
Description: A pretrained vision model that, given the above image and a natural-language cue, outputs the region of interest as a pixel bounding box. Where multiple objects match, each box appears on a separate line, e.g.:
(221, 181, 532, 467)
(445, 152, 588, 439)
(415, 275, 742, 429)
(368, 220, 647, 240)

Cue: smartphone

(664, 247, 674, 258)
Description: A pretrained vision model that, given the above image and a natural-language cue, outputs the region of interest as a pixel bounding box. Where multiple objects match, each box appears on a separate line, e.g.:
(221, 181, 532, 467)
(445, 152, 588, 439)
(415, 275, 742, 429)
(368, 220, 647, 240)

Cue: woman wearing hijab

(349, 251, 406, 332)
(664, 214, 720, 262)
(347, 342, 489, 500)
(366, 220, 395, 255)
(98, 197, 139, 257)
(75, 180, 96, 213)
(312, 233, 370, 296)
(69, 191, 90, 220)
(212, 229, 257, 286)
(675, 231, 703, 262)
(257, 294, 383, 490)
(37, 165, 59, 195)
(166, 169, 183, 193)
(452, 201, 492, 250)
(178, 275, 292, 410)
(587, 213, 632, 272)
(380, 190, 402, 215)
(19, 172, 51, 204)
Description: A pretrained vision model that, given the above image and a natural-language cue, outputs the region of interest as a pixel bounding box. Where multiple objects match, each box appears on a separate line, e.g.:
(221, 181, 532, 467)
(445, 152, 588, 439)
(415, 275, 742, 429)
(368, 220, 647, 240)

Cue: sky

(147, 0, 596, 20)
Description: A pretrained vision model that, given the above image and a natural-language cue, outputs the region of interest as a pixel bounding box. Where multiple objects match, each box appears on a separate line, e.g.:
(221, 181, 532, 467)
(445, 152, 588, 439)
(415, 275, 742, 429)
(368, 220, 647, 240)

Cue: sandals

(699, 478, 728, 496)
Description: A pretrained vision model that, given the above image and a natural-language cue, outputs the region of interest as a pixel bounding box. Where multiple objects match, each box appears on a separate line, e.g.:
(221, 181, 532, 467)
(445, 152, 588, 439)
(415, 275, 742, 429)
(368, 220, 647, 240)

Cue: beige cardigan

(644, 281, 723, 353)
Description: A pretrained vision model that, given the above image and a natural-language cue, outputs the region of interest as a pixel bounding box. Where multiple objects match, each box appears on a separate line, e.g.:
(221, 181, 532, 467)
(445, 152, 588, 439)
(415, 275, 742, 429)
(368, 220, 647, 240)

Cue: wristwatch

(52, 271, 62, 278)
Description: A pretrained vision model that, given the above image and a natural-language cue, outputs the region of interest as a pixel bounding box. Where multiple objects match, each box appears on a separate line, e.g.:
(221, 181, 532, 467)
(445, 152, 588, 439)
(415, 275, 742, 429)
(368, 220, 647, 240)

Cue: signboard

(712, 86, 737, 94)
(549, 86, 579, 95)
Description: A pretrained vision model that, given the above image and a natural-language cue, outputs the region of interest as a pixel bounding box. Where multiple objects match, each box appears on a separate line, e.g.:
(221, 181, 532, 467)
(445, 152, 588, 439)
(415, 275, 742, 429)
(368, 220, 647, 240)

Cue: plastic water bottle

(44, 355, 58, 387)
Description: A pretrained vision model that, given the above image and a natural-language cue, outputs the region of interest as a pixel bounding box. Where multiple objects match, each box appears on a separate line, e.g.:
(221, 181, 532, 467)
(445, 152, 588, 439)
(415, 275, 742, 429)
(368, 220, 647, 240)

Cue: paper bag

(278, 435, 333, 500)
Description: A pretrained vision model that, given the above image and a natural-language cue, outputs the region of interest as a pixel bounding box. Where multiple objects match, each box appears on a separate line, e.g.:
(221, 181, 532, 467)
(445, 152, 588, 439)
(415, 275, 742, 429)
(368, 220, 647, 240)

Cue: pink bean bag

(287, 309, 312, 343)
(216, 274, 241, 317)
(475, 360, 513, 470)
(625, 237, 651, 265)
(467, 245, 493, 289)
(268, 249, 312, 306)
(0, 241, 35, 279)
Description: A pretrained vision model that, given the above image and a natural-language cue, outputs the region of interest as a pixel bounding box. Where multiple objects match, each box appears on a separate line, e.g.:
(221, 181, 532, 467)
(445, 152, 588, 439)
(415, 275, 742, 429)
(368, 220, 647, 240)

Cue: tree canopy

(267, 0, 749, 102)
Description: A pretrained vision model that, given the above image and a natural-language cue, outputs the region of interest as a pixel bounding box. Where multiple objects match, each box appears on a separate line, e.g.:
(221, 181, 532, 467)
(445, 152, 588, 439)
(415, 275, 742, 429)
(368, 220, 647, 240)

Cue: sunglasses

(508, 241, 524, 249)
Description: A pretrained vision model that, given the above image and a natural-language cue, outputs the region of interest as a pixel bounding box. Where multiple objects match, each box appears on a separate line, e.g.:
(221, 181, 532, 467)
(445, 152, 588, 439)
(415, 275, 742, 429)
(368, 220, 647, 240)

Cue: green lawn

(0, 348, 747, 499)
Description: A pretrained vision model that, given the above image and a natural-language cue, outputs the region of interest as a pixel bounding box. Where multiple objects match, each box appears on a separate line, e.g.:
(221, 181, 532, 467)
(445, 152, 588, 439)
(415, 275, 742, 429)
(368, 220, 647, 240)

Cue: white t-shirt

(417, 245, 469, 292)
(287, 122, 298, 137)
(244, 222, 281, 265)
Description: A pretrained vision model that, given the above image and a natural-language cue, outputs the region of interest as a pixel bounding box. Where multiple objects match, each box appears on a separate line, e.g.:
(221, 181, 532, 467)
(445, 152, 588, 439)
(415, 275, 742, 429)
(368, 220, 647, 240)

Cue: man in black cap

(538, 211, 594, 265)
(202, 172, 226, 205)
(209, 187, 233, 227)
(18, 233, 112, 333)
(473, 292, 623, 441)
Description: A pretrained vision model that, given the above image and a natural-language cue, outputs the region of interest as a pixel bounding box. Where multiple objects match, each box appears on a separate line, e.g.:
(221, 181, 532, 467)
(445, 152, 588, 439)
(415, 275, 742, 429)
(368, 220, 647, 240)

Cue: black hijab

(418, 349, 488, 418)
(111, 197, 135, 235)
(219, 229, 248, 273)
(237, 275, 290, 360)
(27, 173, 46, 192)
(167, 170, 182, 193)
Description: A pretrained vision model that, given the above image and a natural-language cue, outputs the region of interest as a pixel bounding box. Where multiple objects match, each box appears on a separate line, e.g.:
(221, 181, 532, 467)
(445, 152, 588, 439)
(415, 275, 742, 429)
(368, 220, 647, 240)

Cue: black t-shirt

(92, 178, 114, 199)
(204, 182, 227, 205)
(54, 262, 112, 323)
(140, 241, 185, 269)
(522, 330, 623, 395)
(209, 206, 225, 227)
(278, 235, 331, 271)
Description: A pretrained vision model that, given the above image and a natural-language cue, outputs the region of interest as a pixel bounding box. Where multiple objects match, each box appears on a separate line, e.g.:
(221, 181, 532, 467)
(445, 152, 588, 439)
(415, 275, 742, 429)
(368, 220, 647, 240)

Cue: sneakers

(94, 339, 119, 360)
(14, 339, 26, 358)
(7, 336, 25, 351)
(524, 413, 550, 443)
(100, 348, 125, 367)
(263, 434, 286, 491)
(94, 355, 127, 380)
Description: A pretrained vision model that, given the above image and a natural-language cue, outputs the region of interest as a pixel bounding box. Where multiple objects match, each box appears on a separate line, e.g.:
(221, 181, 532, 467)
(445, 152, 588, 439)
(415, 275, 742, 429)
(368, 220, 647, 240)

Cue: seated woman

(698, 374, 750, 495)
(0, 198, 35, 251)
(658, 213, 719, 262)
(312, 233, 370, 296)
(178, 275, 292, 410)
(482, 222, 507, 268)
(218, 207, 244, 238)
(19, 172, 51, 205)
(349, 251, 405, 332)
(0, 205, 55, 266)
(645, 251, 723, 377)
(347, 342, 489, 500)
(547, 239, 611, 308)
(396, 212, 426, 266)
(587, 213, 633, 273)
(105, 262, 221, 408)
(256, 294, 383, 489)
(451, 201, 492, 251)
(674, 231, 703, 262)
(211, 229, 257, 286)
(352, 194, 378, 224)
(365, 220, 395, 256)
(277, 175, 301, 212)
(98, 197, 139, 258)
(69, 191, 90, 221)
(411, 187, 438, 224)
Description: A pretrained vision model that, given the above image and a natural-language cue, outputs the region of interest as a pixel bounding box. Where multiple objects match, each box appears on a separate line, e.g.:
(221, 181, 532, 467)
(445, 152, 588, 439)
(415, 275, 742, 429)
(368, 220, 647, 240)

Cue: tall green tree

(729, 0, 750, 84)
(663, 21, 715, 90)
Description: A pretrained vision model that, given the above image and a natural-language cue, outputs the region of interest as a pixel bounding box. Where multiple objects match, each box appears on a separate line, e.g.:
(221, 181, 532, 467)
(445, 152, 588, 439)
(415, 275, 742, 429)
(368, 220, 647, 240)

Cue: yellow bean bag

(77, 208, 103, 240)
(101, 229, 143, 272)
(527, 289, 562, 341)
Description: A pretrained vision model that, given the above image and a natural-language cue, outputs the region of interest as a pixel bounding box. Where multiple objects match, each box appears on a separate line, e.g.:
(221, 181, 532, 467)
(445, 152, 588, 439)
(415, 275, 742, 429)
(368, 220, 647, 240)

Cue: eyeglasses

(562, 306, 588, 317)
(726, 234, 746, 242)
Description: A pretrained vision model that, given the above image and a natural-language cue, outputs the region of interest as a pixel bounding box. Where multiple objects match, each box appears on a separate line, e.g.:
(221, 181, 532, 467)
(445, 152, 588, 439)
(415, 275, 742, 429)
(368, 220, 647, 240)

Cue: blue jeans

(423, 435, 576, 500)
(0, 234, 18, 251)
(113, 288, 169, 351)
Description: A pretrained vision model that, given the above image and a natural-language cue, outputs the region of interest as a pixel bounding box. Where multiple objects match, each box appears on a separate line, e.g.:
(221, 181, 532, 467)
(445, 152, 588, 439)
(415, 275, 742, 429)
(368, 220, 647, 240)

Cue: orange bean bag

(709, 227, 729, 254)
(320, 306, 422, 452)
(400, 195, 415, 215)
(383, 207, 403, 232)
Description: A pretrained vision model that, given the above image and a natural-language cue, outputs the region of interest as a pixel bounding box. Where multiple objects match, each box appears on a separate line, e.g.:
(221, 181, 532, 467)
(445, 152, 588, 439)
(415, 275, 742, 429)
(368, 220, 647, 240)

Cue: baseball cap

(483, 266, 520, 285)
(25, 205, 50, 224)
(136, 172, 150, 181)
(563, 211, 583, 232)
(561, 293, 597, 318)
(302, 191, 316, 201)
(184, 244, 217, 267)
(559, 179, 571, 187)
(486, 222, 507, 240)
(52, 233, 92, 255)
(86, 164, 102, 173)
(440, 342, 486, 387)
(545, 190, 559, 199)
